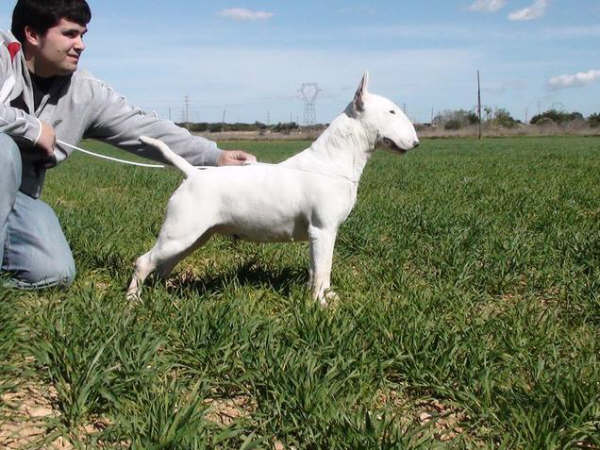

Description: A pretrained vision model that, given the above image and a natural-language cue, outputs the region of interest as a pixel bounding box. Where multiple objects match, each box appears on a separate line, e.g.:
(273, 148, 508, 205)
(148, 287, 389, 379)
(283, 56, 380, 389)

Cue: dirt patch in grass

(374, 388, 474, 444)
(472, 285, 563, 321)
(0, 381, 68, 449)
(203, 395, 257, 427)
(0, 381, 124, 449)
(413, 398, 469, 442)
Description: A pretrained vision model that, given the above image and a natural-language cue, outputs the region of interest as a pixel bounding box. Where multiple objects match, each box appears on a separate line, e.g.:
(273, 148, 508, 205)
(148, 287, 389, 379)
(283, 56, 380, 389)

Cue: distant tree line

(176, 121, 301, 134)
(530, 110, 600, 128)
(432, 107, 519, 130)
(431, 107, 600, 130)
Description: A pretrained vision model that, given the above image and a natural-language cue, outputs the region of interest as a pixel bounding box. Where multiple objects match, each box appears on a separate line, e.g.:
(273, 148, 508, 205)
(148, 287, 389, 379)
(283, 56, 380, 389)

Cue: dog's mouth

(380, 137, 407, 154)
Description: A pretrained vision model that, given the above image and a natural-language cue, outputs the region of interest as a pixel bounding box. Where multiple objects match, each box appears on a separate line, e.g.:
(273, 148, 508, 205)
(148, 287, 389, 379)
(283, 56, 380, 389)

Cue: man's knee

(3, 253, 76, 290)
(2, 192, 76, 290)
(30, 256, 76, 288)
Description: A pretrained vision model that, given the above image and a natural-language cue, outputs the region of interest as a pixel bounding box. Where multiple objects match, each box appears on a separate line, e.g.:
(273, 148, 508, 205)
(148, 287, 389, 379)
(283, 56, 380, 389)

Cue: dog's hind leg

(126, 225, 214, 301)
(308, 226, 338, 306)
(127, 250, 157, 301)
(154, 231, 213, 279)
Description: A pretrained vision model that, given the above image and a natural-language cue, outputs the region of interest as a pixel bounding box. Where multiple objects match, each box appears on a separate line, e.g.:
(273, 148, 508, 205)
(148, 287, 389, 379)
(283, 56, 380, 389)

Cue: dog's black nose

(413, 140, 420, 148)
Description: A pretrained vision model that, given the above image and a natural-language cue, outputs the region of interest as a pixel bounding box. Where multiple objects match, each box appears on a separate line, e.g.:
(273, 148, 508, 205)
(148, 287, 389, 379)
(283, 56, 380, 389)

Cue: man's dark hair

(11, 0, 91, 44)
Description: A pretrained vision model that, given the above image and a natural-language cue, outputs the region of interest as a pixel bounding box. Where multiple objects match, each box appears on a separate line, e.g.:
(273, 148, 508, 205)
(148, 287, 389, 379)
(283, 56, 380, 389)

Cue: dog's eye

(389, 110, 396, 114)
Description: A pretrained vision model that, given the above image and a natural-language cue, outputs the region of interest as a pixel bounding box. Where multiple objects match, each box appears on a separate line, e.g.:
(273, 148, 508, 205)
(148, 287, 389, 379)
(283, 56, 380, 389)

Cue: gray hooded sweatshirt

(0, 30, 223, 198)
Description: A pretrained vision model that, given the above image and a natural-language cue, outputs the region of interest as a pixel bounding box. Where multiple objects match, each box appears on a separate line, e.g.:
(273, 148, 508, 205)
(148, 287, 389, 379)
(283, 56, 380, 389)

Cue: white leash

(57, 139, 167, 168)
(0, 116, 169, 168)
(0, 116, 180, 168)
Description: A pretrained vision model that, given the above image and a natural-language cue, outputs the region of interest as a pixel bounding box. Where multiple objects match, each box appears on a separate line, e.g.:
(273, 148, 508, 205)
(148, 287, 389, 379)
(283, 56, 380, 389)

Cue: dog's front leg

(307, 267, 314, 289)
(308, 226, 338, 306)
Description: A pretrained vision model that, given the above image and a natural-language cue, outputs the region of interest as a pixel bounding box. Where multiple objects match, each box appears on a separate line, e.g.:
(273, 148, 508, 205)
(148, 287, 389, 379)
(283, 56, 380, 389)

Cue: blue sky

(1, 0, 599, 124)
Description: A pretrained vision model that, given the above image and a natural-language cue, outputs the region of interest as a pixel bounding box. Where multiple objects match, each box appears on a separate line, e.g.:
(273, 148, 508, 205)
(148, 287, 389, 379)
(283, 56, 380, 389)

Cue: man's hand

(217, 150, 257, 166)
(36, 121, 56, 158)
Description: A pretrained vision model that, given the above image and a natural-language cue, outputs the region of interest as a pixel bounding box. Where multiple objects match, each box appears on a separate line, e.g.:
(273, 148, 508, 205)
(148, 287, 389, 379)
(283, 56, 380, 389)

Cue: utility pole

(477, 70, 482, 140)
(184, 95, 190, 123)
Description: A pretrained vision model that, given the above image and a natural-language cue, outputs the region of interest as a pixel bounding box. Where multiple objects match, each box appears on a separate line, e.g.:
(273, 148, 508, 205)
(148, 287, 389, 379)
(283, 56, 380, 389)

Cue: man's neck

(24, 48, 56, 78)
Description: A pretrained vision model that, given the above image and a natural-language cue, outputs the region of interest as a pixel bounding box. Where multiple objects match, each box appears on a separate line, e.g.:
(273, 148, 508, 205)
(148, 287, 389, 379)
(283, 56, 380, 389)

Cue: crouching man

(0, 0, 255, 289)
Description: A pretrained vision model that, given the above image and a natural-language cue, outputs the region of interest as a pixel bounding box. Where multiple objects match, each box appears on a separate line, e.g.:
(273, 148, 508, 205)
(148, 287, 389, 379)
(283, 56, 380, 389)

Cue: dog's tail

(139, 136, 197, 178)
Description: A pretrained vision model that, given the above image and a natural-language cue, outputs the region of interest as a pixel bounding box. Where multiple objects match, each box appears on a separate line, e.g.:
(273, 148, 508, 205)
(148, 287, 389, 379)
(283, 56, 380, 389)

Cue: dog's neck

(281, 108, 376, 183)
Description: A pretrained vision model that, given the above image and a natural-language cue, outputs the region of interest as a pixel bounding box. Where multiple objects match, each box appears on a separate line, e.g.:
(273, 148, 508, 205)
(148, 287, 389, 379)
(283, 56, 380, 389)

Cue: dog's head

(349, 72, 419, 153)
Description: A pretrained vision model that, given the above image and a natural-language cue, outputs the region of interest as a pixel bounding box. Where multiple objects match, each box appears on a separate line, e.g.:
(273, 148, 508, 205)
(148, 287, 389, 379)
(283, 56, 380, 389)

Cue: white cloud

(218, 8, 274, 21)
(508, 0, 549, 21)
(468, 0, 507, 13)
(548, 69, 600, 90)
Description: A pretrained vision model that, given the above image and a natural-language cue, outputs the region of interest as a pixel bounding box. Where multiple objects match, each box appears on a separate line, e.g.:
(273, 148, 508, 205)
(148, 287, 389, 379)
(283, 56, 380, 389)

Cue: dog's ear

(353, 72, 369, 112)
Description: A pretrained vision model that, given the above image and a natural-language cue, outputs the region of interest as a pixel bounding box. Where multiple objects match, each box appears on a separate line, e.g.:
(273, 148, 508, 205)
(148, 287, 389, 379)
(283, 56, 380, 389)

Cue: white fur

(127, 73, 419, 306)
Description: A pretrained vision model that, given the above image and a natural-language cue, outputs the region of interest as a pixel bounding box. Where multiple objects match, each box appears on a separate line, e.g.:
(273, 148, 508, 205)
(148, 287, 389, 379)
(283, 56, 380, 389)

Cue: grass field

(1, 136, 599, 448)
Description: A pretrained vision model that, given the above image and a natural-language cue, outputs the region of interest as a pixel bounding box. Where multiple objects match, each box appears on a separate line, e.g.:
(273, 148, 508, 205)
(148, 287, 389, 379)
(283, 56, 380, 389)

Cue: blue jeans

(0, 133, 75, 289)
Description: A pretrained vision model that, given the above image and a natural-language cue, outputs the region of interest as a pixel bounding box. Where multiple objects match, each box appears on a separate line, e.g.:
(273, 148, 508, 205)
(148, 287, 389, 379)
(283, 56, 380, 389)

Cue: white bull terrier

(127, 73, 419, 305)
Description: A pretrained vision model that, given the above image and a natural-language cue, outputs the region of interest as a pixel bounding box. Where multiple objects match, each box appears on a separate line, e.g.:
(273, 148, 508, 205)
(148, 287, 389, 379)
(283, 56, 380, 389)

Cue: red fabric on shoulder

(6, 42, 21, 62)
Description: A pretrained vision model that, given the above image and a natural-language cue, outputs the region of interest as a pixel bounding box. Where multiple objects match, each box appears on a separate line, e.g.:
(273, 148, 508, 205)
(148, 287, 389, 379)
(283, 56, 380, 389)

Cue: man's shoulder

(0, 30, 22, 65)
(72, 68, 102, 84)
(0, 30, 18, 44)
(70, 69, 114, 93)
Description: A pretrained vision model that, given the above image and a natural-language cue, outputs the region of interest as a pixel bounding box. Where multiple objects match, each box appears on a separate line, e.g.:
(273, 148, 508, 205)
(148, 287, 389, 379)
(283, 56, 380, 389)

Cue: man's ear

(352, 72, 369, 112)
(24, 25, 42, 48)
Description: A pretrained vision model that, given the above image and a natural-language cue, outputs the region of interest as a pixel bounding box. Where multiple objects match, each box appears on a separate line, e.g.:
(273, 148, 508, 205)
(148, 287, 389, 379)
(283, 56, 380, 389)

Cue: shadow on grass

(164, 260, 309, 299)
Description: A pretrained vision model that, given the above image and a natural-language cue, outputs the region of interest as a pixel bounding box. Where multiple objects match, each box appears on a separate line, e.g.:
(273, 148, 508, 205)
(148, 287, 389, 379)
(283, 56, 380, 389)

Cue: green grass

(1, 136, 599, 448)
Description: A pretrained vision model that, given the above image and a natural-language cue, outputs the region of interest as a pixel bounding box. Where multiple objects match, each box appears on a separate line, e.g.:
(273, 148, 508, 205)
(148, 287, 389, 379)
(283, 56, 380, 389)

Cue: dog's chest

(221, 214, 309, 243)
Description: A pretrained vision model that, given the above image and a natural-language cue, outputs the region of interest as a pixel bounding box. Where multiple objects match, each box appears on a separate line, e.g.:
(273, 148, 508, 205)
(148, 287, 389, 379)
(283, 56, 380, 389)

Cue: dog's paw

(317, 289, 339, 308)
(126, 282, 142, 303)
(126, 277, 142, 301)
(126, 291, 141, 303)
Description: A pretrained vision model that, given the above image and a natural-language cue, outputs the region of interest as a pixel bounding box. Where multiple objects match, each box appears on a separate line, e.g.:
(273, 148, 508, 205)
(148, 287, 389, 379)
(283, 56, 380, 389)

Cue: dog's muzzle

(381, 137, 408, 154)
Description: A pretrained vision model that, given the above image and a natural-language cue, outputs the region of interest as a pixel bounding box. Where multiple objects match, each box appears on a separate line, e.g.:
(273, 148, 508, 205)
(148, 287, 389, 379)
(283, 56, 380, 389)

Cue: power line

(298, 83, 321, 126)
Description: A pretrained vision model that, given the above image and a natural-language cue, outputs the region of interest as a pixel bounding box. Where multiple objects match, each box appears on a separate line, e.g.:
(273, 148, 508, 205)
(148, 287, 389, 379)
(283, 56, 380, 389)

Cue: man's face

(26, 18, 87, 77)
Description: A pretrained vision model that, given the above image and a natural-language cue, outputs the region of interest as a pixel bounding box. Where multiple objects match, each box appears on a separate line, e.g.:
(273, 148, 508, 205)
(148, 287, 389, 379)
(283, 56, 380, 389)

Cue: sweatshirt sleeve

(0, 102, 42, 146)
(82, 76, 223, 167)
(0, 41, 42, 147)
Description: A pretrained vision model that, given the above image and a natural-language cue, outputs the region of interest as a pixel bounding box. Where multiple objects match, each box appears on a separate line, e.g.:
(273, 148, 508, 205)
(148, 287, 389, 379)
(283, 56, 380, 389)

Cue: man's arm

(0, 102, 42, 145)
(82, 76, 255, 166)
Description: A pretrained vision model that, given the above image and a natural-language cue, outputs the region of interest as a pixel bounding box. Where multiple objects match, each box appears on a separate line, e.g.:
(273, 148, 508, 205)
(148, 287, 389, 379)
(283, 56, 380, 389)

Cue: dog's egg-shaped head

(352, 72, 420, 153)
